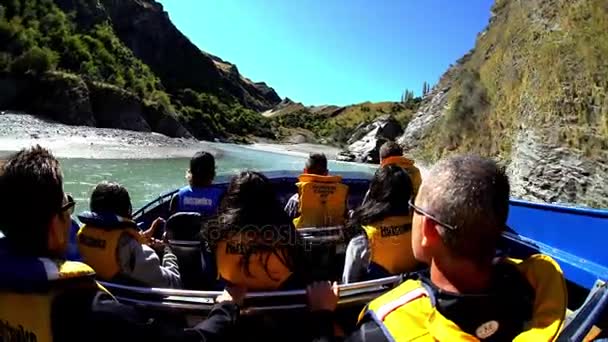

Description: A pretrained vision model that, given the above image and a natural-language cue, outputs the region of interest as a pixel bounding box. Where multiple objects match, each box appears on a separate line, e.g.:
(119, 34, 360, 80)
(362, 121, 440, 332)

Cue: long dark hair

(351, 165, 413, 226)
(209, 171, 302, 278)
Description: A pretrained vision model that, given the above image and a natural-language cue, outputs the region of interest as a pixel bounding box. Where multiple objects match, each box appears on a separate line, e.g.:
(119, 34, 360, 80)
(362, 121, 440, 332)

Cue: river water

(61, 144, 374, 214)
(0, 114, 375, 214)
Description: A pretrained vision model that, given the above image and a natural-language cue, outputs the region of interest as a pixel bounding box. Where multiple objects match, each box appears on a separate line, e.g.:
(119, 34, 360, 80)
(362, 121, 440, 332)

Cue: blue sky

(157, 0, 494, 106)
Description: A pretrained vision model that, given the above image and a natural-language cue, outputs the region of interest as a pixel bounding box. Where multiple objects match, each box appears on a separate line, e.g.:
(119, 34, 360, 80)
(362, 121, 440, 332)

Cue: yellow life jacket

(381, 156, 422, 196)
(0, 259, 99, 342)
(216, 233, 293, 291)
(360, 254, 567, 341)
(77, 225, 142, 281)
(362, 216, 417, 275)
(293, 174, 349, 228)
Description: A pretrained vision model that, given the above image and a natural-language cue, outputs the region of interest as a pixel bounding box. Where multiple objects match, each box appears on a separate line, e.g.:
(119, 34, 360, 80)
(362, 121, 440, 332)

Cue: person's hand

(148, 237, 166, 250)
(141, 217, 165, 244)
(307, 281, 339, 312)
(216, 285, 247, 306)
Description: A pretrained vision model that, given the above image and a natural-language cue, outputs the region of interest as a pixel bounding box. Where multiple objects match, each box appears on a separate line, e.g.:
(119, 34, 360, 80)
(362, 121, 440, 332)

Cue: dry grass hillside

(418, 0, 608, 161)
(270, 100, 417, 145)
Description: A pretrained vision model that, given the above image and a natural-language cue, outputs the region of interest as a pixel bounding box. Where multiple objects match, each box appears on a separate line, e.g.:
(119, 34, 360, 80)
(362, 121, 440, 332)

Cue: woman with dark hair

(342, 165, 418, 283)
(209, 171, 307, 291)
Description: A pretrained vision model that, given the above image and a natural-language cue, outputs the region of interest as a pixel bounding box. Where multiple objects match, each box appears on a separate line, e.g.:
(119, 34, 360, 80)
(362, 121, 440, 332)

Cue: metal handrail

(298, 226, 345, 234)
(99, 275, 401, 300)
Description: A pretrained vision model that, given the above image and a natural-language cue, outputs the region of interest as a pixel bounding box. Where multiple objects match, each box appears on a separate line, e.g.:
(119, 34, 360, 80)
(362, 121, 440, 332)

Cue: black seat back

(165, 212, 215, 289)
(299, 226, 349, 281)
(165, 212, 203, 241)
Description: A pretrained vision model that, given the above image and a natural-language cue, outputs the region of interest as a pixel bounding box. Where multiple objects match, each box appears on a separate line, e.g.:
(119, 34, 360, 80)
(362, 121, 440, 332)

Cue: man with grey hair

(307, 155, 567, 341)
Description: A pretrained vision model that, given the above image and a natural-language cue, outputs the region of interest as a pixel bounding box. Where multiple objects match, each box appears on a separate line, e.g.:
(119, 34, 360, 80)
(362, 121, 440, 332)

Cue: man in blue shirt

(170, 151, 223, 217)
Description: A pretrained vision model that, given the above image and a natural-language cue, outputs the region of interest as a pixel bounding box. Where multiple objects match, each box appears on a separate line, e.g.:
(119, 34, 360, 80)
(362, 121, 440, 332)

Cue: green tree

(9, 46, 58, 74)
(401, 89, 414, 104)
(422, 81, 431, 96)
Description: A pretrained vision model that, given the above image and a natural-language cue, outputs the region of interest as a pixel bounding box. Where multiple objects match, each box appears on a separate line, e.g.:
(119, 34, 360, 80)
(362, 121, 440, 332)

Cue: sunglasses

(408, 198, 457, 231)
(61, 194, 76, 216)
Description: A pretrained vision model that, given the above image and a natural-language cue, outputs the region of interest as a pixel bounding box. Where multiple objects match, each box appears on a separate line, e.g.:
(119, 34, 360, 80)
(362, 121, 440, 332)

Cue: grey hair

(420, 154, 510, 262)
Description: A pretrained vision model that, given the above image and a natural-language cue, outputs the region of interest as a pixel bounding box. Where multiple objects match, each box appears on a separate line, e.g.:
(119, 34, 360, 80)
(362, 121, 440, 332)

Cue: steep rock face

(88, 82, 151, 132)
(30, 72, 96, 126)
(100, 0, 281, 111)
(54, 0, 107, 29)
(509, 131, 608, 207)
(339, 115, 403, 163)
(396, 0, 608, 207)
(262, 98, 306, 117)
(206, 53, 281, 110)
(142, 102, 193, 139)
(0, 72, 96, 126)
(398, 86, 450, 150)
(0, 73, 30, 111)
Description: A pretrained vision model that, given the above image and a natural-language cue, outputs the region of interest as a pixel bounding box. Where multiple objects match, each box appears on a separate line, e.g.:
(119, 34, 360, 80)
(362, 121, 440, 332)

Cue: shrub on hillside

(9, 46, 57, 74)
(444, 69, 489, 134)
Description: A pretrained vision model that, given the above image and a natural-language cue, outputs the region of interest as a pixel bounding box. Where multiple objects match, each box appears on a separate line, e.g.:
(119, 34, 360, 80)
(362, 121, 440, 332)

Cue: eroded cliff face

(395, 0, 608, 207)
(99, 0, 280, 111)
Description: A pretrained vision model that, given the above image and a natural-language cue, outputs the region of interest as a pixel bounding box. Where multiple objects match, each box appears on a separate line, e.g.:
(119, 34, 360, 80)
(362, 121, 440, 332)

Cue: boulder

(341, 115, 404, 163)
(88, 82, 151, 132)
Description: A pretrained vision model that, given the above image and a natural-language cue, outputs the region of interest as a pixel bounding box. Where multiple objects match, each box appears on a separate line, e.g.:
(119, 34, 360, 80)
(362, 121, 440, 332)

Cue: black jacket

(51, 287, 240, 342)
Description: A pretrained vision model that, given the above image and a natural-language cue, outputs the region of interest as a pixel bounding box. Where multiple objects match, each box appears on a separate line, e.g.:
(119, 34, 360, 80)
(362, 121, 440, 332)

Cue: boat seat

(165, 212, 203, 241)
(165, 212, 215, 290)
(558, 280, 608, 341)
(298, 226, 349, 281)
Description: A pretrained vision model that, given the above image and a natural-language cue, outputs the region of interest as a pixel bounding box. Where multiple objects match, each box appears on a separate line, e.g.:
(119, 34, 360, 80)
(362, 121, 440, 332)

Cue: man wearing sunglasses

(308, 155, 566, 341)
(0, 146, 245, 342)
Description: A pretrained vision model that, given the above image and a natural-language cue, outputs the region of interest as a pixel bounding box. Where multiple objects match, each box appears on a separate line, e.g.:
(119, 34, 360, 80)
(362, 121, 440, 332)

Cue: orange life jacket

(0, 258, 102, 342)
(77, 221, 142, 281)
(293, 174, 349, 228)
(362, 215, 417, 275)
(216, 233, 293, 291)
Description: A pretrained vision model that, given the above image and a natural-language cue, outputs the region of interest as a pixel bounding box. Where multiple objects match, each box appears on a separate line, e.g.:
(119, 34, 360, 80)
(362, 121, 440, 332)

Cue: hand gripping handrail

(101, 275, 402, 316)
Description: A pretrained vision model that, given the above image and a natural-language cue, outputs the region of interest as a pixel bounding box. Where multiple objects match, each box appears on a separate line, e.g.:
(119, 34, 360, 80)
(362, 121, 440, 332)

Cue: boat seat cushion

(165, 212, 202, 241)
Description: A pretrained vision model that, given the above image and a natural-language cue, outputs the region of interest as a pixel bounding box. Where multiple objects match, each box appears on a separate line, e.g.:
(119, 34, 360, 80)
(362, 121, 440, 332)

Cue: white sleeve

(117, 235, 182, 288)
(341, 234, 371, 284)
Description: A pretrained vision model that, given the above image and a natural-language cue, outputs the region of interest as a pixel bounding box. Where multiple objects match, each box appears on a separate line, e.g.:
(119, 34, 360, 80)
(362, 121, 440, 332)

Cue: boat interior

(97, 171, 608, 341)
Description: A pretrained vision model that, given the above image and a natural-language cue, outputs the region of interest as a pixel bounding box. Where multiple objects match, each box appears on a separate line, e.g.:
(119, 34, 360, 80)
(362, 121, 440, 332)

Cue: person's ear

(420, 216, 441, 249)
(47, 214, 67, 254)
(303, 168, 308, 174)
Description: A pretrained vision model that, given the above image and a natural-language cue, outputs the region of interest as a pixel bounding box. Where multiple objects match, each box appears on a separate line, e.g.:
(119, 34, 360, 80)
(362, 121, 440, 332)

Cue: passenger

(0, 145, 246, 342)
(78, 181, 182, 288)
(378, 141, 421, 197)
(285, 153, 349, 228)
(308, 155, 567, 341)
(342, 165, 418, 283)
(211, 171, 308, 291)
(170, 151, 223, 217)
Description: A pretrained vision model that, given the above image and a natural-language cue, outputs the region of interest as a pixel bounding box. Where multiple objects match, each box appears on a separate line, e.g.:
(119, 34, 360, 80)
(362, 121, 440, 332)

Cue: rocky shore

(0, 113, 343, 160)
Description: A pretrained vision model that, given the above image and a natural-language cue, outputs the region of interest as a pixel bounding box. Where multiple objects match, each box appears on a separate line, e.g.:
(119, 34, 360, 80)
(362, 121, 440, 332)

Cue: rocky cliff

(268, 99, 416, 148)
(99, 0, 280, 111)
(0, 0, 280, 141)
(397, 0, 608, 207)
